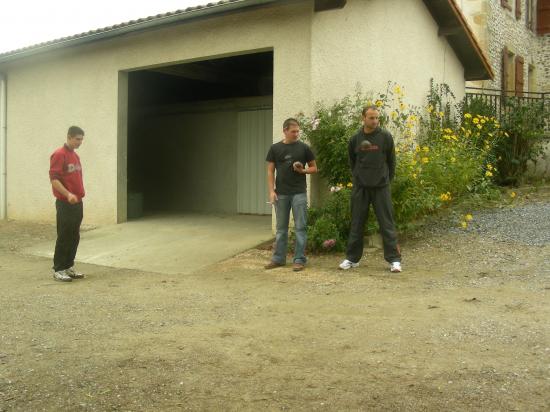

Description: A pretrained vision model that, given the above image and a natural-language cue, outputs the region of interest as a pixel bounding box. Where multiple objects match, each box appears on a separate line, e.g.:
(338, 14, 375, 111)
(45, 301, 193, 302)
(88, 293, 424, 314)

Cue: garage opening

(126, 51, 273, 220)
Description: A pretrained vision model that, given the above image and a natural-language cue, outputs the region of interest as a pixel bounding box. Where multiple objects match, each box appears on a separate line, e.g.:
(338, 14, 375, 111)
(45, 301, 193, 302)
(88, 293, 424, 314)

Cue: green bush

(495, 98, 547, 185)
(299, 81, 537, 252)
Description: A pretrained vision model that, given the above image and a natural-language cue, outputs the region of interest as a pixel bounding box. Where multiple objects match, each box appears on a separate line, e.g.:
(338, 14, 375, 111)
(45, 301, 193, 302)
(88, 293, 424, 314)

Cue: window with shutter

(537, 0, 550, 34)
(502, 47, 516, 96)
(528, 65, 536, 93)
(515, 56, 524, 97)
(526, 0, 536, 30)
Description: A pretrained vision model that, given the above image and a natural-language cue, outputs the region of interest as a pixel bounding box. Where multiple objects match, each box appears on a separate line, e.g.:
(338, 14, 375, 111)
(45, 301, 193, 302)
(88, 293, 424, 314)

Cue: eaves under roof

(423, 0, 494, 81)
(0, 0, 493, 81)
(0, 0, 278, 64)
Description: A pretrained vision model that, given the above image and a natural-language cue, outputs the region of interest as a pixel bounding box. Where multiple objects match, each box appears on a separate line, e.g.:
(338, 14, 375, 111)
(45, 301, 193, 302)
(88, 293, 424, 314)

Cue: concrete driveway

(24, 213, 272, 274)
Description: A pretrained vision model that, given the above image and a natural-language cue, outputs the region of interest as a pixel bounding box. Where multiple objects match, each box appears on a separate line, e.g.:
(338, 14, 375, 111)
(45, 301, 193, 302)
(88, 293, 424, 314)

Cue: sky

(0, 0, 208, 54)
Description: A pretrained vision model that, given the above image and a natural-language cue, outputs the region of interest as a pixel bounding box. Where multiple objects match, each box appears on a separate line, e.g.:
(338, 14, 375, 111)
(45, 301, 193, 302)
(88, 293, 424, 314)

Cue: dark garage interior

(126, 51, 273, 218)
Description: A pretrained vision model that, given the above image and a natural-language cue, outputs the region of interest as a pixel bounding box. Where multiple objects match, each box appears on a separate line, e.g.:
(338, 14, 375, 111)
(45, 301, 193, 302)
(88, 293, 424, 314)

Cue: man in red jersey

(49, 126, 86, 282)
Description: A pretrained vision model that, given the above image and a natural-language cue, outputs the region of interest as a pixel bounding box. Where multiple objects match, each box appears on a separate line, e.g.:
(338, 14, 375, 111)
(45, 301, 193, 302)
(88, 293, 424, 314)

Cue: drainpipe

(0, 73, 6, 220)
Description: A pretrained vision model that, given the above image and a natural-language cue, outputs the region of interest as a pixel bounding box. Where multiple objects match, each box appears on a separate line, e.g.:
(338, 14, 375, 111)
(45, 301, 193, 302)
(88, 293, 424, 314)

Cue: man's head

(362, 106, 380, 132)
(67, 126, 84, 150)
(283, 118, 300, 142)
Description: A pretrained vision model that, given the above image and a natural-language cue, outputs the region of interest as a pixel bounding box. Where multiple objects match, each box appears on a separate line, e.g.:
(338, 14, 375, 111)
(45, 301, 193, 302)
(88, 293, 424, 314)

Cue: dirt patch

(0, 192, 549, 411)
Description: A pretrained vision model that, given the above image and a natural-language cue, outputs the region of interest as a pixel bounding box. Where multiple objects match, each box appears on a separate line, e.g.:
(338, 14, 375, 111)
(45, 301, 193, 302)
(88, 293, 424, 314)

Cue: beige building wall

(2, 1, 313, 225)
(310, 0, 466, 111)
(2, 0, 472, 224)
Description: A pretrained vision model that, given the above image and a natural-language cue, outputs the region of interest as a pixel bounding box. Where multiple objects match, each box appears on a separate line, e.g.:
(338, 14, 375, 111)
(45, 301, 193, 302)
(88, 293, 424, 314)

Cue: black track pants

(53, 200, 83, 272)
(345, 185, 401, 264)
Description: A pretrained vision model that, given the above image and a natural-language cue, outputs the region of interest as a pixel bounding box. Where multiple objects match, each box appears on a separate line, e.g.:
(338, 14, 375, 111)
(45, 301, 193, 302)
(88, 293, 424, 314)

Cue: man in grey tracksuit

(339, 105, 402, 272)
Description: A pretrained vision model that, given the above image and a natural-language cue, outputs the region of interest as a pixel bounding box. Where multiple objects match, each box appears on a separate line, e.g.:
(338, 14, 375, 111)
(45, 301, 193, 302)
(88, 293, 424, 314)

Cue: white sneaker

(53, 270, 72, 282)
(390, 262, 402, 273)
(65, 267, 84, 279)
(339, 259, 359, 270)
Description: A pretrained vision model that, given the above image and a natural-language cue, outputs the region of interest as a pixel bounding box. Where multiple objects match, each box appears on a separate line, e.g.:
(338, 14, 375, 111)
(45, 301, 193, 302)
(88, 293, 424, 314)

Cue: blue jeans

(272, 192, 308, 265)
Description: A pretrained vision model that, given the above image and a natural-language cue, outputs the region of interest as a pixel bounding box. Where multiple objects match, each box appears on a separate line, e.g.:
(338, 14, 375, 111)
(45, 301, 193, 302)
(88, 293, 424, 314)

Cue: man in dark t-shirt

(339, 106, 402, 273)
(265, 118, 317, 271)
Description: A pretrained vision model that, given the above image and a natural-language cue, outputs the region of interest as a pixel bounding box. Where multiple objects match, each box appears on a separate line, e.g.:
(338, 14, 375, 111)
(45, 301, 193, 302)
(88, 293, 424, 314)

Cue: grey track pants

(345, 185, 401, 263)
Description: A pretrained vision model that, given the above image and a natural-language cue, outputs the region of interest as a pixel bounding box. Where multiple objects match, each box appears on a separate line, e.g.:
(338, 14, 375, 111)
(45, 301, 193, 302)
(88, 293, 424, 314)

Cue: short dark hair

(362, 105, 379, 116)
(283, 118, 300, 130)
(67, 126, 84, 137)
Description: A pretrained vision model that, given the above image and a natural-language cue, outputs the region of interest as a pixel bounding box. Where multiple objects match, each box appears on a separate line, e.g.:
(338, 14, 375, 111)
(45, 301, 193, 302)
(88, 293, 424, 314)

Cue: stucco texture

(1, 0, 470, 224)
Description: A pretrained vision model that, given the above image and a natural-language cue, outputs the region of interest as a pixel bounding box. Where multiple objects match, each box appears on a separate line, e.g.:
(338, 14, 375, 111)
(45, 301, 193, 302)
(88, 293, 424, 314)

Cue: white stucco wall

(310, 0, 466, 112)
(1, 1, 313, 224)
(1, 0, 474, 224)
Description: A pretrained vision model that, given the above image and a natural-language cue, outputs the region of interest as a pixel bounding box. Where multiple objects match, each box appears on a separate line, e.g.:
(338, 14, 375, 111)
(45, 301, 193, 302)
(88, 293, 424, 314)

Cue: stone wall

(458, 0, 549, 92)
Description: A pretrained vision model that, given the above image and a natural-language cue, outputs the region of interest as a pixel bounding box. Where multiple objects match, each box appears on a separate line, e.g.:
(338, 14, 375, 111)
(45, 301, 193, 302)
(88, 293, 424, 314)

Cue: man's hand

(293, 161, 305, 174)
(269, 191, 278, 204)
(67, 193, 78, 204)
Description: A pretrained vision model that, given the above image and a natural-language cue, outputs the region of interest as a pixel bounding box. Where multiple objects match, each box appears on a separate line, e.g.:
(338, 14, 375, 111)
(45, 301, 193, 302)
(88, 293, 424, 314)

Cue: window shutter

(515, 56, 524, 97)
(515, 0, 521, 19)
(538, 0, 550, 34)
(502, 47, 509, 94)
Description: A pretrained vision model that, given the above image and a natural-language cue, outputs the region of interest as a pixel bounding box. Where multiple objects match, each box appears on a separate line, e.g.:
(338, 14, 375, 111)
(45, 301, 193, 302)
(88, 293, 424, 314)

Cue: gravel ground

(460, 202, 550, 246)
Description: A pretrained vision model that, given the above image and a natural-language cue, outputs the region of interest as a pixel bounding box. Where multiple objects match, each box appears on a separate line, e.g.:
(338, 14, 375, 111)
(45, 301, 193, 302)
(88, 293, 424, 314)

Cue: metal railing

(465, 87, 549, 133)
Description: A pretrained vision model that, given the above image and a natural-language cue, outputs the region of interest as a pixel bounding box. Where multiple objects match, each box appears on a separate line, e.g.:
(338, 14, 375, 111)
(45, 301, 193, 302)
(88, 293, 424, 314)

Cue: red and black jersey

(49, 144, 85, 202)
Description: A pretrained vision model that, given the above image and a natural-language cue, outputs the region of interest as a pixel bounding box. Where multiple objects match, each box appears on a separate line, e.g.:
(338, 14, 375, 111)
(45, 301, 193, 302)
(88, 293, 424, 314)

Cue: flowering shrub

(300, 81, 507, 251)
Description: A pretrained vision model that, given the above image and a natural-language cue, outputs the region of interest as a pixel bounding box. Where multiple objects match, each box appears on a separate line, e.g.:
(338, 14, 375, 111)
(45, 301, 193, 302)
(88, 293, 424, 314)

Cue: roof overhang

(0, 0, 494, 82)
(0, 0, 279, 65)
(423, 0, 494, 81)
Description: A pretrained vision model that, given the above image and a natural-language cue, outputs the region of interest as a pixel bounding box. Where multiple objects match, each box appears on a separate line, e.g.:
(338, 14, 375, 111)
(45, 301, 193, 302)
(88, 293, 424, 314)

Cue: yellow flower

(421, 157, 429, 164)
(485, 170, 493, 177)
(439, 111, 444, 117)
(427, 104, 434, 113)
(461, 221, 468, 229)
(376, 100, 383, 107)
(473, 118, 479, 124)
(487, 164, 493, 170)
(480, 118, 486, 124)
(464, 113, 472, 119)
(415, 146, 421, 152)
(412, 173, 417, 179)
(465, 214, 473, 221)
(393, 85, 402, 95)
(477, 124, 482, 130)
(411, 159, 417, 166)
(347, 182, 353, 188)
(439, 192, 452, 202)
(510, 191, 516, 198)
(391, 111, 397, 119)
(422, 146, 430, 153)
(400, 103, 407, 110)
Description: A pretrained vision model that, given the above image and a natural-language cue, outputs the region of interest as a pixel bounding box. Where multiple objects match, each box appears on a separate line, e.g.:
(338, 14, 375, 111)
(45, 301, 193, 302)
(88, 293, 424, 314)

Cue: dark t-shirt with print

(266, 140, 315, 195)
